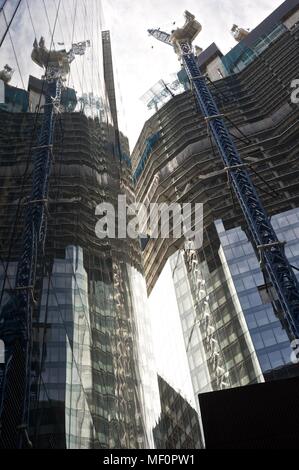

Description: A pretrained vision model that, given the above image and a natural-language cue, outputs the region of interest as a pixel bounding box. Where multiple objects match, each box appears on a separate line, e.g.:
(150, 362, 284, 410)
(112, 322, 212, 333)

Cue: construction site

(0, 0, 299, 451)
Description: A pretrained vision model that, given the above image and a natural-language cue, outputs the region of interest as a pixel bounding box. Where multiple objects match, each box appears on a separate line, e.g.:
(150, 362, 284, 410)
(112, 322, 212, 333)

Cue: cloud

(103, 0, 283, 148)
(1, 0, 285, 148)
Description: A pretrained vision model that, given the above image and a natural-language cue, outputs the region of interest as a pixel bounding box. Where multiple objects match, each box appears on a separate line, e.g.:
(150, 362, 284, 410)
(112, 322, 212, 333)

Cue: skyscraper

(0, 0, 158, 449)
(133, 0, 299, 412)
(170, 207, 299, 403)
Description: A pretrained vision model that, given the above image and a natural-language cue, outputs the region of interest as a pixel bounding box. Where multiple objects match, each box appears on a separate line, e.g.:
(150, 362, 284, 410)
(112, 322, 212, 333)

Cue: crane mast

(149, 12, 299, 339)
(0, 78, 60, 449)
(0, 37, 84, 448)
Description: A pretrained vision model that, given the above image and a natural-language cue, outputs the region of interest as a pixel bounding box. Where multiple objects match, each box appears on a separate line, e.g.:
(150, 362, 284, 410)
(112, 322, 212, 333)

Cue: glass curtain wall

(0, 0, 157, 449)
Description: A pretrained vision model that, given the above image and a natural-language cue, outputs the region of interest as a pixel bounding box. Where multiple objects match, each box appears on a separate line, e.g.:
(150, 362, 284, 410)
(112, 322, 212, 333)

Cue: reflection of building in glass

(216, 208, 299, 381)
(153, 376, 203, 450)
(37, 246, 94, 449)
(0, 1, 159, 449)
(170, 207, 299, 411)
(133, 0, 299, 421)
(132, 0, 299, 294)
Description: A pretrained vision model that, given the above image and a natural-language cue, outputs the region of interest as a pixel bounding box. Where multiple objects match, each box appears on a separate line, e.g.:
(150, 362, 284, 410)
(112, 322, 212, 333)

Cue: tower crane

(149, 11, 299, 340)
(0, 37, 87, 448)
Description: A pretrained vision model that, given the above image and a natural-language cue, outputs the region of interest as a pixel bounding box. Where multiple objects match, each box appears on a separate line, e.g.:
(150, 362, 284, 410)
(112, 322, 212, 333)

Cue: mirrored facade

(0, 0, 159, 449)
(131, 1, 299, 421)
(216, 208, 299, 380)
(153, 376, 203, 450)
(170, 207, 299, 411)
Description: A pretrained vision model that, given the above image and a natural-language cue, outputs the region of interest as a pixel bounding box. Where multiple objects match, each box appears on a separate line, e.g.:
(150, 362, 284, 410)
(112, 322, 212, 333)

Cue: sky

(1, 0, 285, 147)
(102, 0, 284, 149)
(1, 1, 110, 122)
(149, 260, 196, 407)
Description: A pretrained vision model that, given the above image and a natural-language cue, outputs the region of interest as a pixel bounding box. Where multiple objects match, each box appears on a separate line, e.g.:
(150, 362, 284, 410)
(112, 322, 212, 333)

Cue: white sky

(102, 0, 283, 149)
(148, 260, 196, 407)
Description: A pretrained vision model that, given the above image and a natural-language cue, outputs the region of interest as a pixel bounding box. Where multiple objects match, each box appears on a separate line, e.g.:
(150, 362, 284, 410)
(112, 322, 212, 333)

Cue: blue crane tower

(0, 37, 84, 448)
(148, 12, 299, 340)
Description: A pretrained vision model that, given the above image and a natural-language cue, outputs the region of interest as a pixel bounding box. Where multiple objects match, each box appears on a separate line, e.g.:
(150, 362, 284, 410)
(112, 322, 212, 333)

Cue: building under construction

(1, 0, 299, 451)
(132, 0, 299, 403)
(0, 3, 158, 449)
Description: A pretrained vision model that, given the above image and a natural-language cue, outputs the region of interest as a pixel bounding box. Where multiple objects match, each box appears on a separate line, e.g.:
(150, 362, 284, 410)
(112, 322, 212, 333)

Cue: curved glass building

(0, 0, 159, 449)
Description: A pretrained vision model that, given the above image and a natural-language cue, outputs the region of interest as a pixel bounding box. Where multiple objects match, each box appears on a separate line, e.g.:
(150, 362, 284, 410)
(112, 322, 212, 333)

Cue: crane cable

(0, 0, 62, 448)
(32, 0, 102, 447)
(0, 0, 22, 49)
(2, 9, 26, 90)
(0, 0, 62, 312)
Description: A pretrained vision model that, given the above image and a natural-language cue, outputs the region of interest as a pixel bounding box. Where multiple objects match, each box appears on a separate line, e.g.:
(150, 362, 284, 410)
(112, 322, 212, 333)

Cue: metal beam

(0, 0, 22, 49)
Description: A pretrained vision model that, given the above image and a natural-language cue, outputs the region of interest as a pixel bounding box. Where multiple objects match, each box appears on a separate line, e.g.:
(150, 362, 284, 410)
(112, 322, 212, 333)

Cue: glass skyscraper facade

(130, 1, 299, 423)
(0, 0, 159, 449)
(170, 207, 299, 410)
(2, 0, 299, 451)
(216, 208, 299, 379)
(170, 247, 263, 403)
(153, 376, 203, 450)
